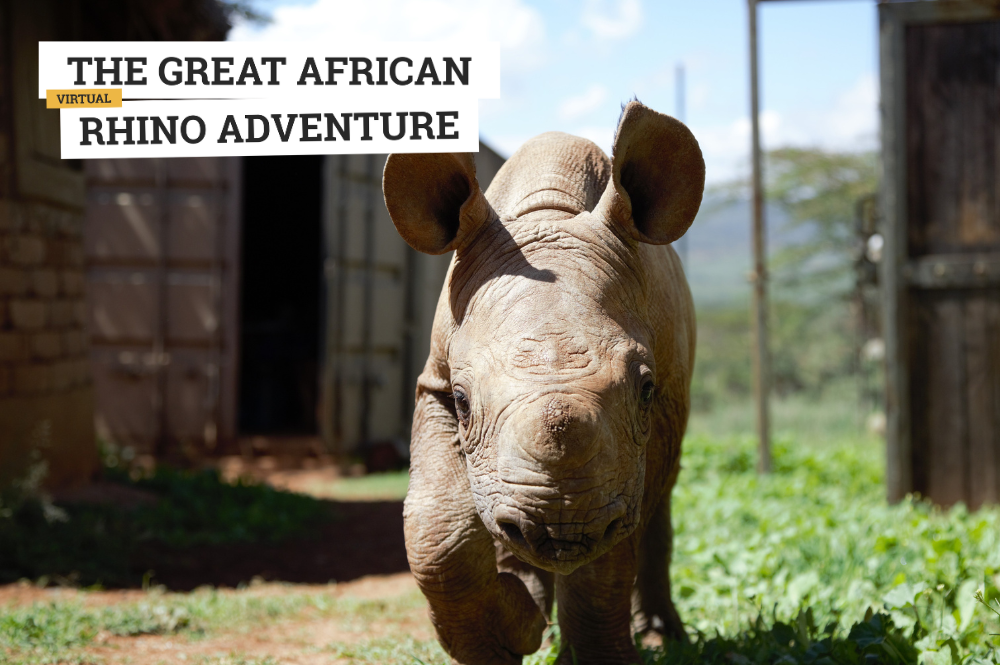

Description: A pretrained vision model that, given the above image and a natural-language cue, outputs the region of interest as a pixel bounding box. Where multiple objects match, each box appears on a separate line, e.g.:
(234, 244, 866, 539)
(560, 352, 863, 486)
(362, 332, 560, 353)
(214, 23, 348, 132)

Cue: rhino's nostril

(603, 517, 623, 543)
(498, 519, 528, 549)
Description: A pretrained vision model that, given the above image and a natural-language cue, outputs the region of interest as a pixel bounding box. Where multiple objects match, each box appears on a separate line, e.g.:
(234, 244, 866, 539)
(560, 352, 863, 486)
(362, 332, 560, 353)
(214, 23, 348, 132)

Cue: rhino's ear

(596, 101, 705, 245)
(382, 152, 494, 255)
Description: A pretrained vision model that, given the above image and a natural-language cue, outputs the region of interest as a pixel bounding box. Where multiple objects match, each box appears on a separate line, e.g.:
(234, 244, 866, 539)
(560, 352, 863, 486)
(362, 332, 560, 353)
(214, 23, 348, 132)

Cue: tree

(766, 147, 878, 301)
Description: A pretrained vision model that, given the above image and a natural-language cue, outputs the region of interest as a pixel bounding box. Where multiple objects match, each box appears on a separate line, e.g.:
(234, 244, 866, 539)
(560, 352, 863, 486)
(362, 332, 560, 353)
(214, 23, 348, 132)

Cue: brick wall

(0, 0, 98, 489)
(0, 200, 96, 487)
(0, 201, 90, 394)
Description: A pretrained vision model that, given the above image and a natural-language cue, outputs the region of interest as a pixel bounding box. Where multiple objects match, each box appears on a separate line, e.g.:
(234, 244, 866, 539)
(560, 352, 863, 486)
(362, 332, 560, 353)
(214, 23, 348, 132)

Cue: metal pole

(675, 62, 689, 267)
(153, 159, 170, 459)
(748, 0, 772, 474)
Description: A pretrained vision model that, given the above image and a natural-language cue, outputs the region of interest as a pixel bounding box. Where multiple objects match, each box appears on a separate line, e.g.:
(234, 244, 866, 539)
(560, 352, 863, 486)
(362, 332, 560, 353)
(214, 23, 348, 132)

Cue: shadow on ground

(1, 468, 410, 591)
(139, 499, 408, 590)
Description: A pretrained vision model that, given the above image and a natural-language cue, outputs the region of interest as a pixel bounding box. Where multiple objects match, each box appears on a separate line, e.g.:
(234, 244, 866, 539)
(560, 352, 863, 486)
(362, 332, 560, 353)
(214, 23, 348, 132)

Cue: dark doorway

(238, 155, 324, 435)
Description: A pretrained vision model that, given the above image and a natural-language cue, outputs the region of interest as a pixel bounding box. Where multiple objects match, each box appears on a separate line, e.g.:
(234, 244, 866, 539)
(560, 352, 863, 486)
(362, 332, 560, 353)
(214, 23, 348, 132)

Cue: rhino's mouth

(492, 499, 631, 573)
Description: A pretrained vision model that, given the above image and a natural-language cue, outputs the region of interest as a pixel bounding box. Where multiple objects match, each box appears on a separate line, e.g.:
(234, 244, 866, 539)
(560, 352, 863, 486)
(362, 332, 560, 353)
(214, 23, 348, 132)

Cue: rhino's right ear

(595, 101, 705, 245)
(382, 152, 494, 255)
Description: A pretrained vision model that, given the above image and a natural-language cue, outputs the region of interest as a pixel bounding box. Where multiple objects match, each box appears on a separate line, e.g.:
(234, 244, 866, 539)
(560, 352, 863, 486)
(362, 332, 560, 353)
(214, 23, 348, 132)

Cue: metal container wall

(319, 145, 506, 457)
(84, 158, 241, 457)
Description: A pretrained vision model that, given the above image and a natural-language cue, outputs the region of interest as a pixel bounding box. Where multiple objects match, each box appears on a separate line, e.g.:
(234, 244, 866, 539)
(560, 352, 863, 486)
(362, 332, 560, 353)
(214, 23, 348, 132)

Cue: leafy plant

(524, 435, 1000, 665)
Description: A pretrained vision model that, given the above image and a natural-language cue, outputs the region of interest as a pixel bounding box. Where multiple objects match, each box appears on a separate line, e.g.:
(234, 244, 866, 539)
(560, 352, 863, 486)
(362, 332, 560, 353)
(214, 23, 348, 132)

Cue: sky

(230, 0, 879, 184)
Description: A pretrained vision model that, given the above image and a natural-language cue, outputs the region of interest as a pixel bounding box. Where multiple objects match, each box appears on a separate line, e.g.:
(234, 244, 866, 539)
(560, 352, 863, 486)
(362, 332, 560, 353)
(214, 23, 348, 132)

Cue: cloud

(822, 72, 878, 149)
(581, 0, 642, 41)
(692, 72, 879, 185)
(484, 122, 616, 160)
(481, 132, 532, 158)
(689, 82, 710, 113)
(229, 0, 547, 72)
(558, 84, 608, 121)
(570, 124, 614, 156)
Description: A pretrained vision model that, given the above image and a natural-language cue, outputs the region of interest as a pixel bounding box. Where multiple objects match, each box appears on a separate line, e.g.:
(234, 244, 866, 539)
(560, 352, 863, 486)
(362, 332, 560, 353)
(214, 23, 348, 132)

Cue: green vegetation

(521, 435, 1000, 664)
(693, 147, 880, 417)
(766, 148, 879, 302)
(310, 470, 409, 501)
(667, 435, 999, 664)
(4, 435, 998, 664)
(0, 466, 331, 587)
(0, 585, 427, 665)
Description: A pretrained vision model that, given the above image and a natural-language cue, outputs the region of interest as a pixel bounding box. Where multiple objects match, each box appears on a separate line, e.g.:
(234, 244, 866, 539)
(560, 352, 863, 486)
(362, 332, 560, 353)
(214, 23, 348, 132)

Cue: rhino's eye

(453, 389, 471, 427)
(639, 380, 655, 410)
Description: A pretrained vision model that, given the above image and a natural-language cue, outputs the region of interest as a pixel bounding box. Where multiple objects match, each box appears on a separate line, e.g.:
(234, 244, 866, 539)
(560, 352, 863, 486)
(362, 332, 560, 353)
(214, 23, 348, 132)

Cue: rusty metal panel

(84, 158, 240, 456)
(90, 347, 158, 446)
(88, 270, 159, 342)
(85, 192, 162, 262)
(166, 158, 228, 185)
(88, 159, 158, 184)
(366, 357, 405, 441)
(373, 202, 408, 268)
(167, 192, 222, 263)
(165, 350, 216, 444)
(166, 278, 217, 343)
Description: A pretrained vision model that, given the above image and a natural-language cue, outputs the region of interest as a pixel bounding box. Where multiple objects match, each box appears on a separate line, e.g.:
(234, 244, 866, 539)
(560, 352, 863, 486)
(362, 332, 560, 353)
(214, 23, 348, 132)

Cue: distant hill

(678, 196, 794, 309)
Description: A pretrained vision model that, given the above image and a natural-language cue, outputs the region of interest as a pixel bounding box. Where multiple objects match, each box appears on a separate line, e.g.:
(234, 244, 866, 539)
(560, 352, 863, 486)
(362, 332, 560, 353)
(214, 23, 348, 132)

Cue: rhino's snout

(509, 394, 605, 469)
(487, 391, 638, 571)
(494, 500, 627, 572)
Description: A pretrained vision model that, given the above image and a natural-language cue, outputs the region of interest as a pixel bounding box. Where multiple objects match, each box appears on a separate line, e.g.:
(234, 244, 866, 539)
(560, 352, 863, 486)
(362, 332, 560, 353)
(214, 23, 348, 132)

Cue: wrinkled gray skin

(382, 102, 704, 665)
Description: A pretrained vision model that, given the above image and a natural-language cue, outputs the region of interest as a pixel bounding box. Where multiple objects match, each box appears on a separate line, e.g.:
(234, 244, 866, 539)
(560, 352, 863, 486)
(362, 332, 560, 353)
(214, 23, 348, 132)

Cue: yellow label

(46, 89, 122, 109)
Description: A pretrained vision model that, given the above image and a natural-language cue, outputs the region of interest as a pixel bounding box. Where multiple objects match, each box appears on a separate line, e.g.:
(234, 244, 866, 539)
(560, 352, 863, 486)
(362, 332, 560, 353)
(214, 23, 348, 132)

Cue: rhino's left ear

(596, 101, 705, 245)
(383, 152, 494, 255)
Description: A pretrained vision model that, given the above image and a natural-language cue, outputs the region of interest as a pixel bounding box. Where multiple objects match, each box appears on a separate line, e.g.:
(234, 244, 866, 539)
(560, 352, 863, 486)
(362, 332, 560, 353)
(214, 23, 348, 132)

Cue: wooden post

(879, 5, 909, 503)
(748, 0, 772, 474)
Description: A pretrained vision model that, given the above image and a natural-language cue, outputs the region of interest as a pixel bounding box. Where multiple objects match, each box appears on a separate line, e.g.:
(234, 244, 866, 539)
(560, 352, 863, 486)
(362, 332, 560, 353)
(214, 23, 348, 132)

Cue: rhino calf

(382, 101, 704, 665)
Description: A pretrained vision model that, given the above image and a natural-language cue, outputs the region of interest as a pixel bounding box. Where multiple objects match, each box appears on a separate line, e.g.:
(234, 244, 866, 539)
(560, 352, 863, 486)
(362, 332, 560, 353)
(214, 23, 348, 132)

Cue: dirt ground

(2, 573, 435, 664)
(3, 462, 436, 664)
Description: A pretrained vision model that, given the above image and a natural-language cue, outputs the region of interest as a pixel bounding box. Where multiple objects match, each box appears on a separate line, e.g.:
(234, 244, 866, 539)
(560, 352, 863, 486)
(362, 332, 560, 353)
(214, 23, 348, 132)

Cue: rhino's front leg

(633, 493, 687, 642)
(405, 389, 547, 665)
(555, 540, 642, 665)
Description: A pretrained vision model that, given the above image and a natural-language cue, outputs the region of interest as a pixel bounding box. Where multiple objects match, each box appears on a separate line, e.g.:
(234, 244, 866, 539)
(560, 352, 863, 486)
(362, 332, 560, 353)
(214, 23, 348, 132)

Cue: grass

(687, 382, 871, 446)
(0, 466, 332, 587)
(308, 471, 409, 501)
(2, 432, 998, 664)
(0, 584, 433, 664)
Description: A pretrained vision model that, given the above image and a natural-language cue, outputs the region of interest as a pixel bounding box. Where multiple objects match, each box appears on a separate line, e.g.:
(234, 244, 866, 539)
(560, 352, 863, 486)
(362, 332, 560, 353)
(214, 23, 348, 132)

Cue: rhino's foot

(633, 605, 689, 644)
(555, 641, 642, 665)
